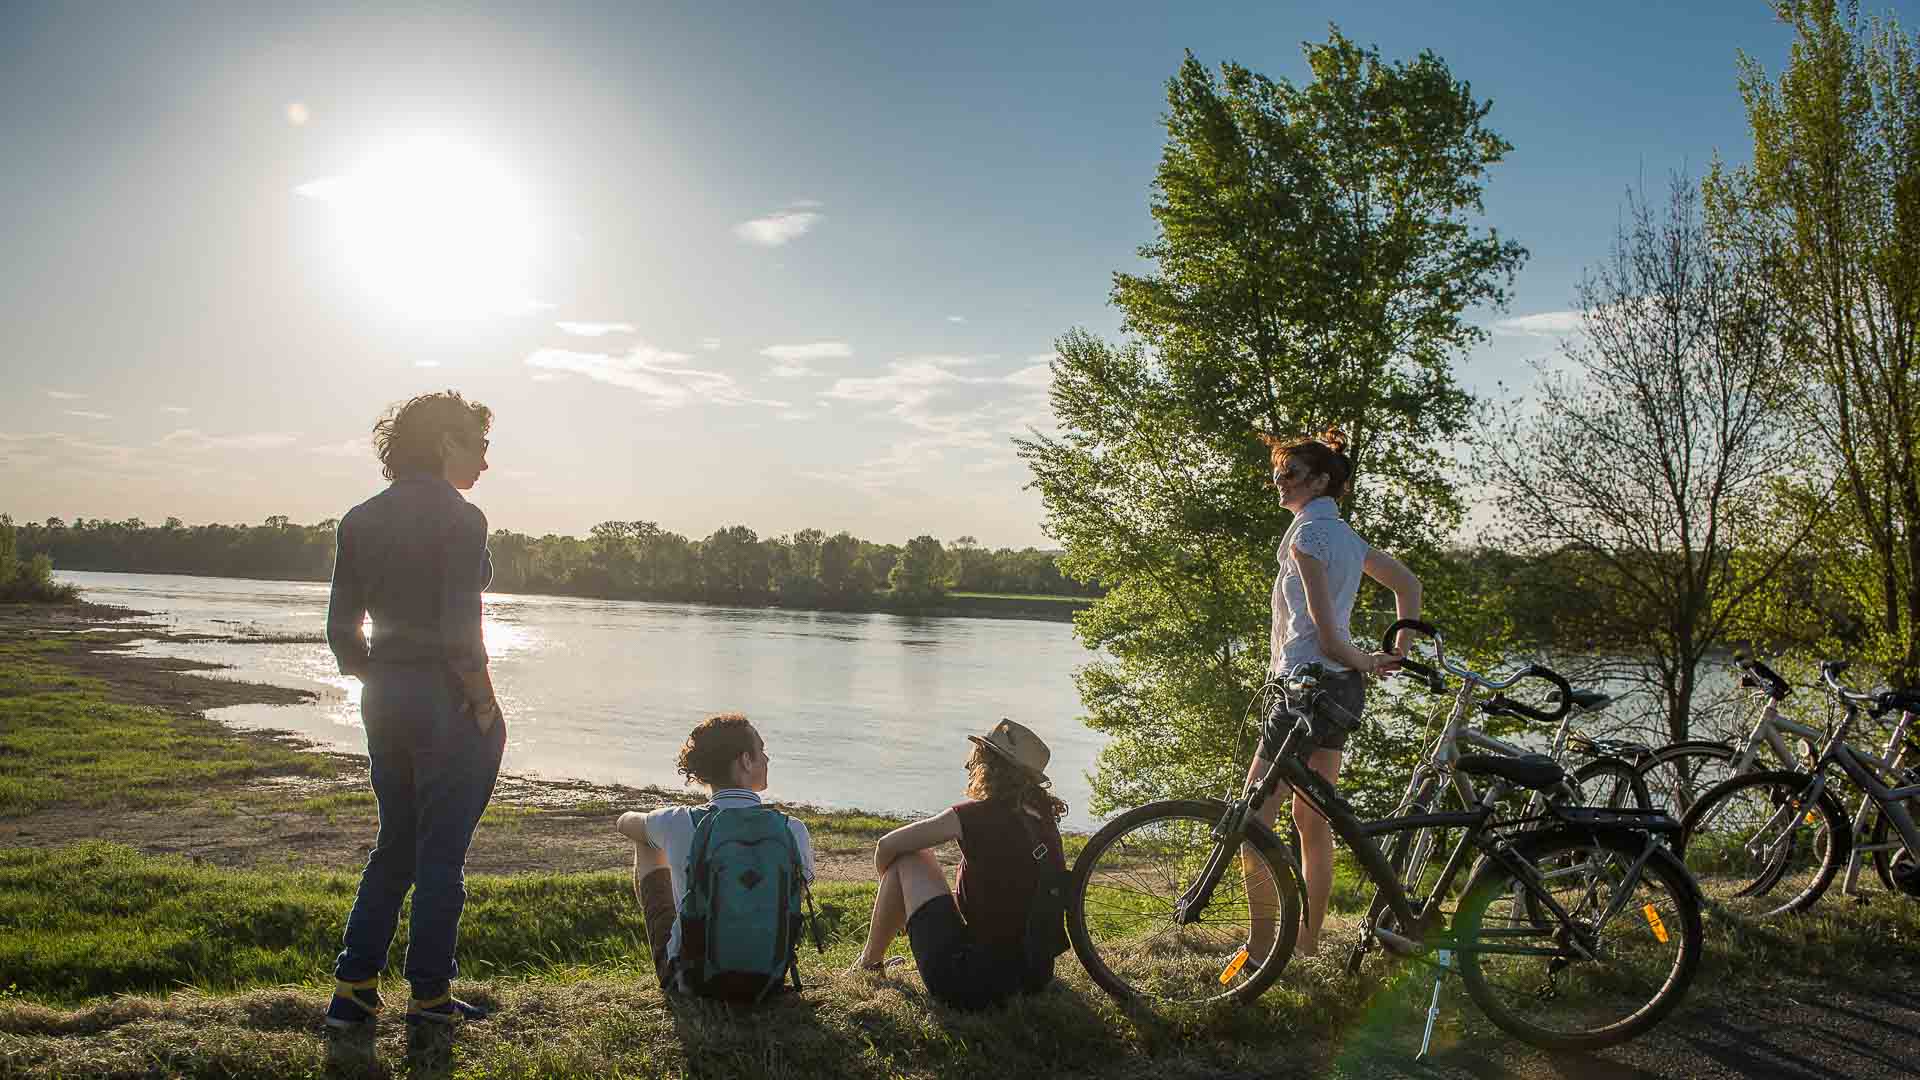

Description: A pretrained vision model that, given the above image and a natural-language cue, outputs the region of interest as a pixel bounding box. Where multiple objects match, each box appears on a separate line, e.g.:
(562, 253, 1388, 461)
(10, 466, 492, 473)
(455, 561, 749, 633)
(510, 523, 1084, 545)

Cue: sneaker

(405, 994, 491, 1026)
(324, 977, 383, 1030)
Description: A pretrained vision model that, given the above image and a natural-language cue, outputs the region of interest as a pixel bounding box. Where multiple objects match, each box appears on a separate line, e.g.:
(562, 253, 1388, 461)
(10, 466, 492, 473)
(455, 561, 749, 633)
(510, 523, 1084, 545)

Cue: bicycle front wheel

(1458, 829, 1702, 1051)
(1067, 799, 1300, 1005)
(1676, 769, 1848, 918)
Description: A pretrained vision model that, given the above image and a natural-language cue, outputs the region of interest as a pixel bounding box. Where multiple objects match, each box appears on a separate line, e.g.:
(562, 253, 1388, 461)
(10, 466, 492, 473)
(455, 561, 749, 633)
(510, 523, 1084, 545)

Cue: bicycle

(1675, 660, 1920, 918)
(1342, 622, 1652, 975)
(1066, 650, 1702, 1053)
(1633, 656, 1833, 822)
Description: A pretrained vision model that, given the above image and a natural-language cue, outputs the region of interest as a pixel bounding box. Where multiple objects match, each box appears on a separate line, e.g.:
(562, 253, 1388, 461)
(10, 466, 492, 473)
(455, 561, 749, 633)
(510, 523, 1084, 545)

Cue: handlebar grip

(1734, 654, 1791, 700)
(1487, 664, 1573, 724)
(1380, 619, 1439, 653)
(1396, 657, 1448, 693)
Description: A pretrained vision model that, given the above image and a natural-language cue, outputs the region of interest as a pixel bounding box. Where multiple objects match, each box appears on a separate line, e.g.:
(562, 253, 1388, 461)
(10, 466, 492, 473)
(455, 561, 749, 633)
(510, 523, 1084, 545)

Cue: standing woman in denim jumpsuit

(324, 390, 503, 1056)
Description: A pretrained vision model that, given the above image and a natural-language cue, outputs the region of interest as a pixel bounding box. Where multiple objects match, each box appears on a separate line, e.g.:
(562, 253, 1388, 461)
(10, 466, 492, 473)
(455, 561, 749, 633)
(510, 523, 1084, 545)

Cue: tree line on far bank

(0, 513, 1102, 611)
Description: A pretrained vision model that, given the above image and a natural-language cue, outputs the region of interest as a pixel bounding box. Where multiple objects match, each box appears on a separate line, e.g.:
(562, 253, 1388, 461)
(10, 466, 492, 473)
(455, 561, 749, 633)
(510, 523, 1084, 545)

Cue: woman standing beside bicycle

(1249, 428, 1422, 957)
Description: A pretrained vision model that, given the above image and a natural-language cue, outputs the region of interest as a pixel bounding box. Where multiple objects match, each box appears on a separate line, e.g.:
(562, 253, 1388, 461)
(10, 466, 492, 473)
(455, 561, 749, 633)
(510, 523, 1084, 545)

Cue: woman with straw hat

(850, 719, 1069, 1010)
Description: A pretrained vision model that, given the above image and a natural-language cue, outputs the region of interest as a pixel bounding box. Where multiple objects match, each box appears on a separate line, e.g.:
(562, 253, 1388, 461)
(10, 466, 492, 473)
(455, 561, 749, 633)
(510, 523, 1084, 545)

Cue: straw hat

(968, 718, 1051, 783)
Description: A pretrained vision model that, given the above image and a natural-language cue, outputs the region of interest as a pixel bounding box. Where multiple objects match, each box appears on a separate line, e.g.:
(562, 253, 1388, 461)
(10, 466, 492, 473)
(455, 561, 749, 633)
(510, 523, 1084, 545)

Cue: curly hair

(964, 746, 1068, 822)
(372, 390, 493, 481)
(676, 713, 759, 788)
(1257, 426, 1353, 500)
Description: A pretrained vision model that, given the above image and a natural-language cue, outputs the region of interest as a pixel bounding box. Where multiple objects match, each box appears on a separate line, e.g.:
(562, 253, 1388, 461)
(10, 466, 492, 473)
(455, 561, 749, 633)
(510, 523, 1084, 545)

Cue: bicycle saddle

(1548, 688, 1613, 711)
(1455, 753, 1566, 791)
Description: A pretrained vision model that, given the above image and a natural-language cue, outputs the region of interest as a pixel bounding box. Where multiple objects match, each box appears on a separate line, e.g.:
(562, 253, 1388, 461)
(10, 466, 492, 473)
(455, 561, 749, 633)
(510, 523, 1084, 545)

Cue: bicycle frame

(1722, 684, 1919, 896)
(1178, 704, 1659, 964)
(1751, 694, 1920, 894)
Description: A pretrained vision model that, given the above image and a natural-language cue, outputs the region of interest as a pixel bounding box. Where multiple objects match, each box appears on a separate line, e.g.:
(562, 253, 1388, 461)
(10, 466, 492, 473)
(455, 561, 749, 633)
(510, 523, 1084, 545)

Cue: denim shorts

(906, 896, 1049, 1011)
(1263, 669, 1366, 756)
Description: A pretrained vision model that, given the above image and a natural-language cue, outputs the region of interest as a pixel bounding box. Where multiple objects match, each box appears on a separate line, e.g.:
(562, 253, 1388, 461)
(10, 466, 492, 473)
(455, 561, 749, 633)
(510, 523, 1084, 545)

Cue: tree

(1705, 0, 1920, 677)
(1481, 173, 1804, 749)
(818, 531, 863, 600)
(1018, 34, 1525, 812)
(889, 535, 948, 606)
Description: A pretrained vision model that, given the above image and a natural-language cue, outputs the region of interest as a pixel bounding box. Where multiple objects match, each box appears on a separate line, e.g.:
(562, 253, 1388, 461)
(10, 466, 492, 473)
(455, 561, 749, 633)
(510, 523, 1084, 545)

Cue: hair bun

(1318, 427, 1350, 455)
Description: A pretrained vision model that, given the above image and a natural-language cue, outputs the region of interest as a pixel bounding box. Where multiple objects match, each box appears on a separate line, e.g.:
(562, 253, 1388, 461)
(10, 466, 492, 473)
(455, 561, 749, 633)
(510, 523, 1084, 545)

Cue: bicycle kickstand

(1415, 949, 1453, 1062)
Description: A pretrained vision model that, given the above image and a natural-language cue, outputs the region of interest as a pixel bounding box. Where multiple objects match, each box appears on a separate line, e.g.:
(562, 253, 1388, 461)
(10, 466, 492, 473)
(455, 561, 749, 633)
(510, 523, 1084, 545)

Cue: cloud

(761, 342, 852, 377)
(555, 321, 636, 338)
(807, 353, 1063, 490)
(733, 206, 822, 247)
(1491, 311, 1583, 337)
(1004, 364, 1052, 389)
(524, 345, 788, 409)
(45, 390, 85, 401)
(63, 410, 112, 420)
(947, 315, 967, 324)
(0, 431, 141, 473)
(310, 439, 368, 458)
(700, 338, 722, 351)
(159, 406, 190, 414)
(158, 429, 301, 452)
(415, 360, 441, 369)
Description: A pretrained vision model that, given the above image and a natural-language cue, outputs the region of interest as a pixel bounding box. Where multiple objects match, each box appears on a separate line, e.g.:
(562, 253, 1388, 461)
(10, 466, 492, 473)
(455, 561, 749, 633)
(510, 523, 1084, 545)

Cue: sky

(4, 1, 1914, 548)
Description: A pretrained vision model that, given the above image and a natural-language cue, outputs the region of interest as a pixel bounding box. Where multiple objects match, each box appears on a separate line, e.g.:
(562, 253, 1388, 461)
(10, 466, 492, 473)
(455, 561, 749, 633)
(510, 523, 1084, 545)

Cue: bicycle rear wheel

(1638, 742, 1739, 818)
(1067, 799, 1300, 1005)
(1570, 757, 1652, 810)
(1676, 769, 1848, 918)
(1458, 829, 1701, 1051)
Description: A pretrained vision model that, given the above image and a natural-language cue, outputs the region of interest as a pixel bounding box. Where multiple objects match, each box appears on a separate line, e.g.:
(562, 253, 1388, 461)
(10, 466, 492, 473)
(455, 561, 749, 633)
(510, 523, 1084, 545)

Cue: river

(57, 571, 1109, 828)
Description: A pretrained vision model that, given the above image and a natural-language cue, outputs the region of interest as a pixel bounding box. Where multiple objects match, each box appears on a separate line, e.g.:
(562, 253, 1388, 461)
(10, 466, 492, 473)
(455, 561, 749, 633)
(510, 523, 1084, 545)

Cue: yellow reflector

(1219, 946, 1250, 984)
(1806, 811, 1818, 826)
(1642, 904, 1670, 943)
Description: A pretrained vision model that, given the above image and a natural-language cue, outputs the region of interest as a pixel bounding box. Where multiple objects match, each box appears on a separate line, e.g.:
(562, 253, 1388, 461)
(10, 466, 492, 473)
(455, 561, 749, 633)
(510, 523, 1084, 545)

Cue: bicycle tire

(1675, 769, 1850, 918)
(1456, 827, 1702, 1051)
(1869, 804, 1919, 894)
(1067, 799, 1301, 1005)
(1638, 741, 1739, 819)
(1570, 756, 1652, 810)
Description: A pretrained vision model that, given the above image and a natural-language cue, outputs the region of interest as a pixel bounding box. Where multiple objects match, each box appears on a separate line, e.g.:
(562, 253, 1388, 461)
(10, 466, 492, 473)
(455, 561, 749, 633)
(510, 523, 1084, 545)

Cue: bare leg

(1242, 754, 1289, 961)
(854, 850, 950, 969)
(630, 841, 675, 988)
(1293, 748, 1344, 956)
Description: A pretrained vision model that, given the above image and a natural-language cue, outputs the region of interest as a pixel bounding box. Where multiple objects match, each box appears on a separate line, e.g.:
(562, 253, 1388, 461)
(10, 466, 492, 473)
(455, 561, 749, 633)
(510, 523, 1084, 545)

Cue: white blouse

(1270, 496, 1371, 674)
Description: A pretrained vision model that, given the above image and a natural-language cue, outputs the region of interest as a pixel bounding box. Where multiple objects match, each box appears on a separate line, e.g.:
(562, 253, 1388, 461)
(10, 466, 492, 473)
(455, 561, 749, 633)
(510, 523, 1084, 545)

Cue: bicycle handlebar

(1734, 654, 1791, 701)
(1484, 663, 1574, 725)
(1379, 619, 1447, 692)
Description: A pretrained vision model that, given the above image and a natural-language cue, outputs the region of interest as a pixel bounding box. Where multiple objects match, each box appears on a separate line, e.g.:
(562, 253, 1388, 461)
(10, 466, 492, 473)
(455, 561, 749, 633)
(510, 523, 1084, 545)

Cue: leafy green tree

(1705, 0, 1920, 677)
(889, 535, 948, 606)
(818, 531, 863, 599)
(1019, 34, 1524, 812)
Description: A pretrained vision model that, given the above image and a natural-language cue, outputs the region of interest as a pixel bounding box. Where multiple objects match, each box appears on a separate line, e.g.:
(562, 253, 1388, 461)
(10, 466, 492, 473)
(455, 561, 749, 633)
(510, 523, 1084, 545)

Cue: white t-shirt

(636, 788, 816, 965)
(1270, 496, 1372, 674)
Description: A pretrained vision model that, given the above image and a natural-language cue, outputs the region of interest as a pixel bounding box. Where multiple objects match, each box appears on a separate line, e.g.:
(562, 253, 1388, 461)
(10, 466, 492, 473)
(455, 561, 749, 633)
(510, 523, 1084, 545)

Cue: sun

(296, 137, 536, 321)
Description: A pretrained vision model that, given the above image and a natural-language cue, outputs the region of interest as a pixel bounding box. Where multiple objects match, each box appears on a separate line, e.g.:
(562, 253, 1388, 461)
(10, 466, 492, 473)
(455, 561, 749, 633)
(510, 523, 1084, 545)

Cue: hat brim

(967, 733, 1049, 783)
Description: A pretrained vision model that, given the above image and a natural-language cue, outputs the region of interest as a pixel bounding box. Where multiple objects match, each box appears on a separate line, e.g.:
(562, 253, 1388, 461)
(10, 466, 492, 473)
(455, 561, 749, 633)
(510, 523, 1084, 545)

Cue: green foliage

(0, 516, 76, 604)
(1705, 0, 1920, 679)
(1019, 33, 1524, 813)
(888, 535, 949, 606)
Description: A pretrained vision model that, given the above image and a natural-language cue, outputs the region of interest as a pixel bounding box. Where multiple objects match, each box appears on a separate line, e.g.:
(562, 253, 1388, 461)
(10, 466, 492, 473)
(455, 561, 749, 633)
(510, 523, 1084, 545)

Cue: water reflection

(62, 570, 1108, 827)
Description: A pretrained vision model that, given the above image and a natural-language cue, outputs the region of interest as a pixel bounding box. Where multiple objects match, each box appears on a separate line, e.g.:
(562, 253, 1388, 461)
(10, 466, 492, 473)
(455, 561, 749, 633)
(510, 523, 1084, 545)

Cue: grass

(5, 622, 1920, 1076)
(0, 639, 331, 817)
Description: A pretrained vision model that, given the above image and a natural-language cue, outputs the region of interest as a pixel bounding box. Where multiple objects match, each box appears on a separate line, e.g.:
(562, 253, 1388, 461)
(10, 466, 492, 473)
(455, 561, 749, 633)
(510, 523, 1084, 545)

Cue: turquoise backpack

(677, 805, 813, 1002)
